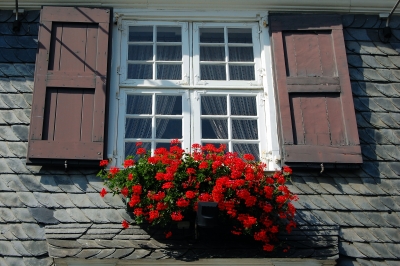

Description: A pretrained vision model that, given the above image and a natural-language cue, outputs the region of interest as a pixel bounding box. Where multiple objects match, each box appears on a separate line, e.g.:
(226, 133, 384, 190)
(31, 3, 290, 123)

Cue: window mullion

(153, 25, 156, 80)
(224, 26, 229, 81)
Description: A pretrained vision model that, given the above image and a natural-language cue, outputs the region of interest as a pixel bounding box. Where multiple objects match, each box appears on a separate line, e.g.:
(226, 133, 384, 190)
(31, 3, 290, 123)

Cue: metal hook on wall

(320, 163, 324, 174)
(13, 0, 22, 32)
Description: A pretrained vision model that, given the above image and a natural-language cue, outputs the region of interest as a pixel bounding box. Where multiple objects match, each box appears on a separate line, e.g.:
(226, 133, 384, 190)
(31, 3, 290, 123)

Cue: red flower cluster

(98, 140, 297, 251)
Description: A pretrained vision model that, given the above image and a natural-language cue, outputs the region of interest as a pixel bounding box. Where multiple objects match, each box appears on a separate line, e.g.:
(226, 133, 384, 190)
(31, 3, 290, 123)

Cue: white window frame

(108, 9, 281, 171)
(193, 22, 262, 87)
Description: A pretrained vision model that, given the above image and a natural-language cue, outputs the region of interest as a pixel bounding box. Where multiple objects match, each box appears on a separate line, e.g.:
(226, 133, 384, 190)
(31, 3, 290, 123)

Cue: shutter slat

(28, 6, 111, 162)
(270, 14, 362, 164)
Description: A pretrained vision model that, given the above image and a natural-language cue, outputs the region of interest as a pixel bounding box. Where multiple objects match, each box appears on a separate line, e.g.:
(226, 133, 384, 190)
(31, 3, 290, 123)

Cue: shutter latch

(64, 160, 68, 171)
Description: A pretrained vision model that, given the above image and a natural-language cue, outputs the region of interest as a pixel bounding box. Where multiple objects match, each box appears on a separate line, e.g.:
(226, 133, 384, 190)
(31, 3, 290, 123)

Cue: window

(109, 11, 279, 170)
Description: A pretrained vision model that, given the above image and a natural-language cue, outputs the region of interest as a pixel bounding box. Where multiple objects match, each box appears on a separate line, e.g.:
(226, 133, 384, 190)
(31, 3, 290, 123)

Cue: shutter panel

(270, 14, 362, 164)
(27, 6, 111, 161)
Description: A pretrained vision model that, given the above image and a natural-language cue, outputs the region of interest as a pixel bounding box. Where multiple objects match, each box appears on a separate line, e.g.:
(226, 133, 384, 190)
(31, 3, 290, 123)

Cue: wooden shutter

(270, 14, 362, 164)
(27, 6, 111, 161)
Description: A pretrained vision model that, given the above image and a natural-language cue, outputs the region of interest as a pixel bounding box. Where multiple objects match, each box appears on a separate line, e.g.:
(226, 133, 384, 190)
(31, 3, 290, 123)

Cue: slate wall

(0, 10, 399, 266)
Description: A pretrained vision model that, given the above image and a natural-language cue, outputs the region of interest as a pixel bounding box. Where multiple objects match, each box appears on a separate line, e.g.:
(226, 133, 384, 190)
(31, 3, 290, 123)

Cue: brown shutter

(270, 14, 362, 164)
(27, 6, 111, 161)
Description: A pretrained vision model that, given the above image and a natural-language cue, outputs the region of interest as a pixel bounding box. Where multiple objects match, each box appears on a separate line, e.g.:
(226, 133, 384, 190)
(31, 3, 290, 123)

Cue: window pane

(157, 64, 182, 80)
(228, 28, 252, 43)
(200, 46, 225, 61)
(129, 26, 153, 42)
(200, 28, 224, 43)
(156, 95, 182, 115)
(156, 119, 182, 139)
(202, 119, 228, 139)
(157, 45, 182, 61)
(127, 95, 152, 114)
(231, 96, 257, 116)
(157, 27, 181, 42)
(201, 96, 227, 115)
(156, 142, 181, 149)
(125, 118, 152, 138)
(128, 45, 153, 60)
(229, 65, 254, 80)
(232, 120, 258, 139)
(125, 142, 151, 158)
(128, 64, 153, 79)
(233, 143, 259, 160)
(229, 47, 254, 62)
(200, 65, 226, 80)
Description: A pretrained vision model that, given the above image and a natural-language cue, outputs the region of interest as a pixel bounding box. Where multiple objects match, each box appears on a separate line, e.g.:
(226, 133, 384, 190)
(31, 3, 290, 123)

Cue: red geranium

(98, 140, 297, 252)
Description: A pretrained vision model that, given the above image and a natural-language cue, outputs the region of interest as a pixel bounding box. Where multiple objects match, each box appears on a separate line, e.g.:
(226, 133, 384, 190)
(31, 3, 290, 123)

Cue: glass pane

(157, 64, 182, 80)
(233, 143, 259, 160)
(156, 119, 182, 139)
(125, 142, 151, 158)
(157, 46, 181, 61)
(129, 26, 153, 42)
(202, 119, 228, 139)
(126, 95, 152, 114)
(200, 65, 226, 80)
(200, 46, 225, 61)
(125, 118, 152, 138)
(157, 27, 181, 42)
(156, 95, 182, 115)
(128, 45, 153, 60)
(156, 142, 182, 149)
(229, 65, 254, 80)
(232, 120, 258, 139)
(201, 96, 227, 115)
(200, 28, 224, 43)
(231, 97, 257, 116)
(127, 64, 152, 79)
(229, 47, 254, 62)
(228, 28, 252, 43)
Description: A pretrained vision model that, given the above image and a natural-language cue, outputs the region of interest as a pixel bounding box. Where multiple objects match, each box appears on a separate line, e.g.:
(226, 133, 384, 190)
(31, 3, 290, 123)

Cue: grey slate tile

(11, 125, 29, 141)
(38, 176, 63, 193)
(83, 209, 110, 223)
(48, 246, 82, 258)
(86, 193, 111, 208)
(51, 194, 76, 208)
(352, 212, 377, 227)
(384, 243, 400, 259)
(0, 208, 18, 222)
(28, 207, 58, 224)
(7, 142, 27, 157)
(337, 212, 364, 226)
(359, 42, 386, 55)
(339, 242, 367, 258)
(100, 209, 125, 223)
(0, 127, 20, 141)
(17, 175, 46, 192)
(53, 209, 77, 223)
(3, 257, 26, 266)
(366, 197, 390, 211)
(66, 208, 91, 223)
(349, 196, 377, 210)
(70, 175, 96, 193)
(375, 56, 397, 68)
(375, 42, 399, 55)
(11, 208, 35, 223)
(0, 192, 25, 207)
(369, 228, 392, 242)
(379, 197, 400, 211)
(381, 212, 400, 227)
(74, 249, 101, 258)
(55, 176, 84, 193)
(365, 212, 392, 227)
(101, 194, 125, 208)
(0, 63, 21, 75)
(345, 178, 375, 195)
(369, 243, 397, 259)
(334, 195, 361, 210)
(22, 241, 47, 256)
(11, 241, 32, 256)
(382, 227, 400, 242)
(16, 192, 41, 207)
(349, 68, 366, 81)
(353, 242, 381, 258)
(48, 239, 82, 248)
(0, 141, 14, 157)
(23, 257, 54, 266)
(360, 55, 384, 68)
(0, 240, 20, 256)
(8, 224, 30, 240)
(20, 223, 45, 240)
(360, 178, 387, 195)
(353, 228, 379, 242)
(33, 192, 60, 208)
(68, 194, 96, 208)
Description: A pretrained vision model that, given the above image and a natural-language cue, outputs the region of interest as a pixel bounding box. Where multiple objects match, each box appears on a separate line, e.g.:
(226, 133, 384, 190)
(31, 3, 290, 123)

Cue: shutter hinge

(116, 91, 120, 100)
(117, 66, 121, 75)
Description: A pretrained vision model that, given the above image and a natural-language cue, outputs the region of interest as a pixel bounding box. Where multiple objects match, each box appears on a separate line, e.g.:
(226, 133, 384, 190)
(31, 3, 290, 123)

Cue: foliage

(97, 140, 297, 251)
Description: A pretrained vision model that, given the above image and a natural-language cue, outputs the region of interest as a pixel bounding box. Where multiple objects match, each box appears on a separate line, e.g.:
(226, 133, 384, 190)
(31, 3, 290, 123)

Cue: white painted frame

(120, 21, 190, 87)
(191, 90, 268, 162)
(193, 22, 262, 87)
(117, 89, 191, 163)
(108, 9, 281, 170)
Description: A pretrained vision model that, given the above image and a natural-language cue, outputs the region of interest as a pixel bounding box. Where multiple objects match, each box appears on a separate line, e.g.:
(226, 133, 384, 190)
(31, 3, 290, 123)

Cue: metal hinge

(116, 91, 120, 100)
(117, 66, 121, 75)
